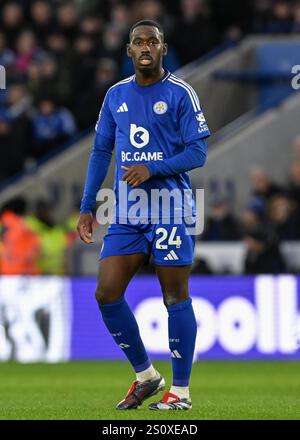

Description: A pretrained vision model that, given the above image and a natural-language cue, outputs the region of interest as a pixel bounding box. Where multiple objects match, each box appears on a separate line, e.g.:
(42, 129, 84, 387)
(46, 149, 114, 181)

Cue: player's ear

(163, 43, 168, 57)
(126, 43, 132, 58)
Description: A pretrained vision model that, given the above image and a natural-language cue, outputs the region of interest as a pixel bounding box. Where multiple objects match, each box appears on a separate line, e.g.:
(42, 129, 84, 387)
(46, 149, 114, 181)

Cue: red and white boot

(148, 391, 192, 410)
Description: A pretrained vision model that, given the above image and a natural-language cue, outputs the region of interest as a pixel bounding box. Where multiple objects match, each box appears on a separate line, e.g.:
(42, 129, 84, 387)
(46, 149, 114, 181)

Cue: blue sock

(167, 298, 197, 386)
(99, 297, 151, 373)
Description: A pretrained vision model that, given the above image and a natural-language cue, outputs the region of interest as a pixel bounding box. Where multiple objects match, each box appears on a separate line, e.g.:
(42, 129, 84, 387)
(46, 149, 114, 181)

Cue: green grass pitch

(0, 361, 299, 420)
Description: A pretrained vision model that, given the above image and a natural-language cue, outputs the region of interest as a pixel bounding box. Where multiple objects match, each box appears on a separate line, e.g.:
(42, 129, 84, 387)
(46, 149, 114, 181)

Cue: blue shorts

(100, 221, 195, 266)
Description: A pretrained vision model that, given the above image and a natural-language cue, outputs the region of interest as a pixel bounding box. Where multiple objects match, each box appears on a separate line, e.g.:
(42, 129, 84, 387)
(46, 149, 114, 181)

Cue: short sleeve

(95, 90, 116, 140)
(179, 88, 211, 144)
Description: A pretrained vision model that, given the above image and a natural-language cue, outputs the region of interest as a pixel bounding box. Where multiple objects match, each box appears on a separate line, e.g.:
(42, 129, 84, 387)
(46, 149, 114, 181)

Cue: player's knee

(95, 283, 123, 305)
(162, 287, 188, 307)
(163, 293, 178, 307)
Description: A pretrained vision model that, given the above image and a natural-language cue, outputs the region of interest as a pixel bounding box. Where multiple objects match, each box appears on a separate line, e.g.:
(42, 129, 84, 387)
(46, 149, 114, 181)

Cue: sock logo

(119, 343, 130, 349)
(171, 350, 182, 359)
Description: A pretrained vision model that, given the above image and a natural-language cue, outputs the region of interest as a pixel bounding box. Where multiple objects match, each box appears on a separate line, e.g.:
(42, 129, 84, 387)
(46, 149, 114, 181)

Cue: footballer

(77, 20, 210, 410)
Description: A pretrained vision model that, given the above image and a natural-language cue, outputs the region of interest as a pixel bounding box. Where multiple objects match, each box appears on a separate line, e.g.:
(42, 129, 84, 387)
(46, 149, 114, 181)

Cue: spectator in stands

(250, 167, 283, 203)
(45, 31, 73, 104)
(6, 83, 33, 119)
(27, 60, 42, 103)
(26, 199, 67, 275)
(243, 225, 286, 274)
(110, 3, 131, 36)
(202, 195, 241, 241)
(46, 30, 69, 56)
(14, 30, 44, 76)
(95, 57, 118, 93)
(288, 160, 300, 210)
(6, 83, 33, 168)
(72, 34, 98, 95)
(31, 96, 77, 158)
(267, 193, 300, 240)
(173, 0, 218, 65)
(79, 14, 103, 43)
(242, 197, 266, 228)
(223, 25, 243, 46)
(132, 0, 166, 27)
(39, 56, 71, 106)
(0, 106, 29, 179)
(0, 197, 41, 275)
(1, 1, 25, 49)
(292, 2, 300, 32)
(57, 2, 78, 42)
(30, 0, 56, 47)
(0, 32, 15, 75)
(262, 0, 293, 34)
(252, 0, 273, 33)
(74, 57, 118, 130)
(100, 24, 125, 63)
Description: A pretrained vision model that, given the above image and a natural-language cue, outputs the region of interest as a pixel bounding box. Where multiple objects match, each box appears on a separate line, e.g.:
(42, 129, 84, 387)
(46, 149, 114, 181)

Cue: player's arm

(77, 93, 116, 243)
(146, 90, 210, 178)
(121, 138, 206, 187)
(145, 138, 207, 178)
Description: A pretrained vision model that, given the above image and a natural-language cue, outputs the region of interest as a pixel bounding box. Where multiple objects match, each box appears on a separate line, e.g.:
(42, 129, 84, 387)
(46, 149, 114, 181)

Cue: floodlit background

(0, 0, 300, 420)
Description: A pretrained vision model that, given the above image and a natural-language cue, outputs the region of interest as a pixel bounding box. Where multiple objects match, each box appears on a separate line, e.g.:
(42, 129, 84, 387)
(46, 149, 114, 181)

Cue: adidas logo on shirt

(164, 250, 179, 261)
(117, 102, 128, 112)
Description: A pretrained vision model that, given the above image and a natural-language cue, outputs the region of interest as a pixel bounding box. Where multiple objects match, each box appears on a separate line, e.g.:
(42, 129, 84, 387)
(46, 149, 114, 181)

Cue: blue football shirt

(94, 70, 210, 222)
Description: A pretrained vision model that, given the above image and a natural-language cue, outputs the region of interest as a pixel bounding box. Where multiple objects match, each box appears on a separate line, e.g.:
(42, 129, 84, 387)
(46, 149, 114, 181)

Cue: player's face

(127, 26, 167, 74)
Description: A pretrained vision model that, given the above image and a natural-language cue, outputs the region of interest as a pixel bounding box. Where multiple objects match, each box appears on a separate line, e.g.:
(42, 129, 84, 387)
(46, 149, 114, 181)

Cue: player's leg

(96, 254, 152, 374)
(96, 225, 151, 376)
(148, 224, 196, 410)
(149, 265, 195, 410)
(96, 255, 165, 409)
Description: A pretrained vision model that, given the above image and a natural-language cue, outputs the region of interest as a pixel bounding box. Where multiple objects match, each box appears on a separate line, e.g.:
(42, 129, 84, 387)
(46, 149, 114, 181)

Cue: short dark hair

(129, 20, 164, 41)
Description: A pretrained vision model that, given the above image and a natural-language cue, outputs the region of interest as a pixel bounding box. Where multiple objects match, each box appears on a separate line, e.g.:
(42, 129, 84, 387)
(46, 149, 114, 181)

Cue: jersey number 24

(155, 227, 182, 249)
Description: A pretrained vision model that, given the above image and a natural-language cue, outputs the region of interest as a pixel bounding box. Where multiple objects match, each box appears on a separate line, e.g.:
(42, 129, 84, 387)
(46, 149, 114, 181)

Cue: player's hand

(77, 213, 95, 244)
(121, 164, 151, 187)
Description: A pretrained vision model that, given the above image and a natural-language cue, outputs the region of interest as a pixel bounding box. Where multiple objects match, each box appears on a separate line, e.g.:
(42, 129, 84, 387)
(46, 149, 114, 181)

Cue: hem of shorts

(153, 260, 193, 266)
(100, 250, 150, 260)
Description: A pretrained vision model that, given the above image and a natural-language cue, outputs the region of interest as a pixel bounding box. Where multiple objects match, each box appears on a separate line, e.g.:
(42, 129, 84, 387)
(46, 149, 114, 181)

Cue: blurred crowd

(1, 0, 300, 181)
(198, 136, 300, 274)
(0, 196, 79, 275)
